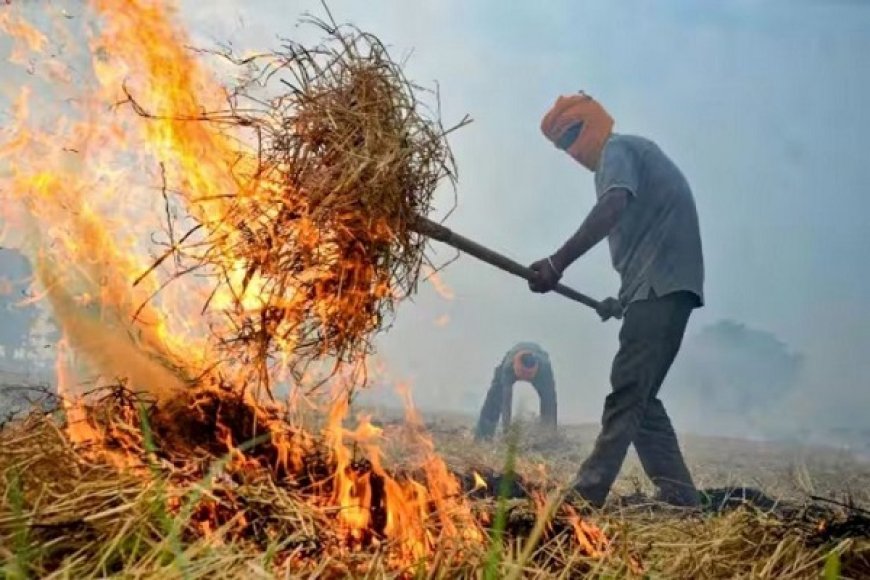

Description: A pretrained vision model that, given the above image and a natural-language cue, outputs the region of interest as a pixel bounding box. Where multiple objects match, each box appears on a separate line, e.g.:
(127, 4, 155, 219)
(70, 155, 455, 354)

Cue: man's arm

(550, 187, 631, 273)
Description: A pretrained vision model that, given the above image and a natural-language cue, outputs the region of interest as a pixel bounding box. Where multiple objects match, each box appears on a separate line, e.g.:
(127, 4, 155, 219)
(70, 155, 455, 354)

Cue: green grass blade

(483, 424, 519, 580)
(823, 549, 841, 580)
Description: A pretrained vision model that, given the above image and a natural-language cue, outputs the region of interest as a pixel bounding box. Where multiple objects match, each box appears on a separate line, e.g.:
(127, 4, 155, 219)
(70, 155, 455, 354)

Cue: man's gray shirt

(594, 134, 704, 306)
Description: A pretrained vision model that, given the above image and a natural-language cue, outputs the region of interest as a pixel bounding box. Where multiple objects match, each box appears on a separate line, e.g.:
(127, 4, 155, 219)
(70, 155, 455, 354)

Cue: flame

(321, 387, 483, 563)
(472, 471, 487, 492)
(563, 504, 610, 559)
(55, 337, 101, 446)
(0, 10, 47, 67)
(422, 266, 455, 300)
(0, 1, 589, 572)
(0, 0, 429, 396)
(1, 1, 217, 401)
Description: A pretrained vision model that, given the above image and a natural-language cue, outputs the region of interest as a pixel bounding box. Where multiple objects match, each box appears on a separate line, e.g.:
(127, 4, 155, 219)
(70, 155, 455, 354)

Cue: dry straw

(133, 10, 470, 395)
(2, 395, 868, 578)
(0, 390, 635, 578)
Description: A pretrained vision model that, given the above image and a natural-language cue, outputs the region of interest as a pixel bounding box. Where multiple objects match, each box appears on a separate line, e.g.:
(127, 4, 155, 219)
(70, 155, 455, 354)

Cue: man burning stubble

(528, 92, 704, 508)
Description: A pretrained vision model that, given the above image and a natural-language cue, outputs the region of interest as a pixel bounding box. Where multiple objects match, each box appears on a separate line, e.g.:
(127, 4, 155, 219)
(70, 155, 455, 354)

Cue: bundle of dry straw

(138, 12, 470, 393)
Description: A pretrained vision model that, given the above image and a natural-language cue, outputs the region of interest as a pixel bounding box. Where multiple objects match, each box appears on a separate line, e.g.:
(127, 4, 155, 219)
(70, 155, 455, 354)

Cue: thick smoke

(667, 320, 804, 439)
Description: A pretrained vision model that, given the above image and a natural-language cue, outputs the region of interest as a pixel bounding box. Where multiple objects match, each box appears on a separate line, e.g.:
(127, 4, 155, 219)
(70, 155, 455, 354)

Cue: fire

(423, 265, 456, 301)
(563, 504, 610, 558)
(0, 0, 617, 573)
(472, 471, 488, 492)
(561, 503, 642, 573)
(0, 10, 47, 66)
(326, 398, 376, 538)
(1, 5, 212, 402)
(320, 384, 485, 563)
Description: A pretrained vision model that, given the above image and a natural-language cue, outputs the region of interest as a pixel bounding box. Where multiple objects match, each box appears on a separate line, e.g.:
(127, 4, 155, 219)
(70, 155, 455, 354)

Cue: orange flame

(1, 1, 506, 570)
(1, 1, 220, 402)
(320, 386, 484, 564)
(563, 504, 610, 559)
(422, 266, 455, 300)
(472, 471, 487, 492)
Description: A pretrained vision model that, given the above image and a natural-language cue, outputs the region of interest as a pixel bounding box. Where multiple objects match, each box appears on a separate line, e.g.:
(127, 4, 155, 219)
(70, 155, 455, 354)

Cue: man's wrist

(546, 256, 562, 277)
(549, 251, 569, 275)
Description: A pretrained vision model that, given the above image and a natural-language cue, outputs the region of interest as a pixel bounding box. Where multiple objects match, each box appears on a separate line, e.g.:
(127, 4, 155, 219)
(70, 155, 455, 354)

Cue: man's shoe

(564, 487, 604, 513)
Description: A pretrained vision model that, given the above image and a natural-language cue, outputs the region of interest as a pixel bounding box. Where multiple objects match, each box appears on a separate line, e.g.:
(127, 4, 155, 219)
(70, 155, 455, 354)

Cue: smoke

(666, 317, 870, 456)
(0, 248, 36, 360)
(667, 320, 805, 440)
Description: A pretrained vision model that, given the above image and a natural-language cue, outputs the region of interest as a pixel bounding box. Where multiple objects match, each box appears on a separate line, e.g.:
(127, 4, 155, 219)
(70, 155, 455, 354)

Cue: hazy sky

(5, 1, 870, 433)
(172, 0, 870, 429)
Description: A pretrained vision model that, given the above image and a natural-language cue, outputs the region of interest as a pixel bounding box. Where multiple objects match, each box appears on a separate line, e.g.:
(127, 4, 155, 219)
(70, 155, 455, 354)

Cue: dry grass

(417, 415, 870, 507)
(130, 12, 470, 396)
(1, 397, 868, 579)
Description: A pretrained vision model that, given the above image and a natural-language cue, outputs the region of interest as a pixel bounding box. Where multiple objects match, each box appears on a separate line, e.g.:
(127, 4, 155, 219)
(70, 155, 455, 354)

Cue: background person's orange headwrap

(540, 92, 614, 171)
(512, 350, 539, 382)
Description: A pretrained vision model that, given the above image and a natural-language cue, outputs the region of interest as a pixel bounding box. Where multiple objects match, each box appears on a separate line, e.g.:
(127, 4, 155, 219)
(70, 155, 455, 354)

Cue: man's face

(519, 352, 537, 369)
(555, 121, 584, 152)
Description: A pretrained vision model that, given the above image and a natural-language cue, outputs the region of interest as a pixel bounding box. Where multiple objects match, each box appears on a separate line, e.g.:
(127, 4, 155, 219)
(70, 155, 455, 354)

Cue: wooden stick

(413, 216, 619, 318)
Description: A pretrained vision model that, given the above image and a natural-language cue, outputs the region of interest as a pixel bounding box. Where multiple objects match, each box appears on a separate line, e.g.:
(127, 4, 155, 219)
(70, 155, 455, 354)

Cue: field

(2, 393, 869, 580)
(411, 410, 870, 506)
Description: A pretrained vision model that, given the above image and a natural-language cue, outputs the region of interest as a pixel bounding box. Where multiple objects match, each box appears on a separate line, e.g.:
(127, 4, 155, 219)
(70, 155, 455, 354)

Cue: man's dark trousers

(573, 290, 699, 507)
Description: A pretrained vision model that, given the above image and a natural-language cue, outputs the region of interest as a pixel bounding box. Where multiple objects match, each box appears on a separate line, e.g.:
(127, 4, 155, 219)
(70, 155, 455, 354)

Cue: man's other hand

(595, 297, 623, 321)
(528, 257, 562, 293)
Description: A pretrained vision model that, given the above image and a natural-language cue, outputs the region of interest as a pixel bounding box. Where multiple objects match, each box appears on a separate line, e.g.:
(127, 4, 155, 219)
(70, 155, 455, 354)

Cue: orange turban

(512, 350, 539, 382)
(540, 92, 614, 171)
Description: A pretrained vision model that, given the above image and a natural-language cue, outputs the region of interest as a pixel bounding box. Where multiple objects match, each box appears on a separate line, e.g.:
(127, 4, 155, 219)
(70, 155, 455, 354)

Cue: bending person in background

(474, 342, 556, 441)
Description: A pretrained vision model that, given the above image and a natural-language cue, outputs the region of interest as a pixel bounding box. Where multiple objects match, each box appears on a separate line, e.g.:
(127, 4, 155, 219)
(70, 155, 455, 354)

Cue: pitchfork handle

(413, 216, 620, 319)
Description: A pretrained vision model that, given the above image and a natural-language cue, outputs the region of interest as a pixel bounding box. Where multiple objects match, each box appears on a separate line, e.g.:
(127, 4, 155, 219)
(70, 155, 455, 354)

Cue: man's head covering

(512, 350, 539, 382)
(540, 92, 614, 171)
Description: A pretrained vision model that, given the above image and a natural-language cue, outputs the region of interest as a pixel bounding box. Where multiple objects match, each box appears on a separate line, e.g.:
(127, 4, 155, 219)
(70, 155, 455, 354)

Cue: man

(528, 92, 704, 508)
(474, 342, 556, 441)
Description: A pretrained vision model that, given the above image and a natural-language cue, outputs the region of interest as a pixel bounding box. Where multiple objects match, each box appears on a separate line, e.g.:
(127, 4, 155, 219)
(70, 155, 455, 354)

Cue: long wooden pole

(413, 216, 620, 319)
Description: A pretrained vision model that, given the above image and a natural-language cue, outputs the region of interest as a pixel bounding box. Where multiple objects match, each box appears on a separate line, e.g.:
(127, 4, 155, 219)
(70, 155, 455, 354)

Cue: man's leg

(572, 296, 675, 507)
(474, 366, 505, 441)
(633, 292, 698, 506)
(535, 377, 558, 430)
(634, 399, 698, 506)
(574, 296, 688, 506)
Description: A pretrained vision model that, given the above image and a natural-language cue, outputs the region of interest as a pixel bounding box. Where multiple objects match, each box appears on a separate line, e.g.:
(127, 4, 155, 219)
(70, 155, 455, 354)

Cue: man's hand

(595, 297, 623, 321)
(528, 257, 562, 293)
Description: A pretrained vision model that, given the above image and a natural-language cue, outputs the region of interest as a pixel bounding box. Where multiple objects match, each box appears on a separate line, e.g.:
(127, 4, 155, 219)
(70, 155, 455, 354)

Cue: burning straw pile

(2, 388, 869, 578)
(0, 386, 635, 578)
(137, 13, 469, 391)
